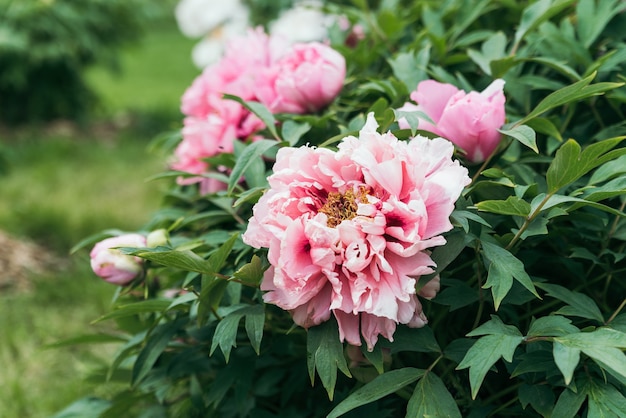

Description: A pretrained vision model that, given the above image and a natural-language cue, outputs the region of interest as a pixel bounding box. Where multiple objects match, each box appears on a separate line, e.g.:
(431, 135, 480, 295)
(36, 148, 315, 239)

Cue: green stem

(506, 192, 552, 251)
(606, 298, 626, 325)
(472, 245, 485, 329)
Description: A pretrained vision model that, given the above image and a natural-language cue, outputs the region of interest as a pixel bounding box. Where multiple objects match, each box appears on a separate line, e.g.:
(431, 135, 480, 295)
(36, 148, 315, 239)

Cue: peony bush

(65, 0, 626, 417)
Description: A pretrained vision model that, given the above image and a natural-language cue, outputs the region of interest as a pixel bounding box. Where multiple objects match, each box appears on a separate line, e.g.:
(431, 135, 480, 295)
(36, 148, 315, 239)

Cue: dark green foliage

(61, 0, 626, 416)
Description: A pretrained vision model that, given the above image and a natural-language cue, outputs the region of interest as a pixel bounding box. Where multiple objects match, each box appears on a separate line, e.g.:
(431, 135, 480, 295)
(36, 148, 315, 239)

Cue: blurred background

(0, 0, 309, 416)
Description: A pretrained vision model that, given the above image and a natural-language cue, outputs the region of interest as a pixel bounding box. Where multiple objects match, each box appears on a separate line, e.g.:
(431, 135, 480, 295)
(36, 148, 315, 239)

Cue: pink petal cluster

(172, 28, 346, 193)
(90, 234, 147, 286)
(399, 79, 506, 163)
(243, 113, 470, 350)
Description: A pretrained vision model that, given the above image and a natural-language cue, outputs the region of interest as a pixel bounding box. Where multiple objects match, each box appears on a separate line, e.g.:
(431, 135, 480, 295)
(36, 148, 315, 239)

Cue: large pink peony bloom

(90, 234, 147, 286)
(256, 42, 346, 114)
(243, 113, 470, 350)
(399, 79, 506, 163)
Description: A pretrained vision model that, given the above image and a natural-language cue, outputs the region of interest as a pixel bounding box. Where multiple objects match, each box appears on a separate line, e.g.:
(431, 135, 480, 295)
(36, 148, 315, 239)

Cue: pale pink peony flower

(243, 113, 470, 350)
(257, 42, 346, 114)
(399, 79, 506, 163)
(90, 234, 147, 286)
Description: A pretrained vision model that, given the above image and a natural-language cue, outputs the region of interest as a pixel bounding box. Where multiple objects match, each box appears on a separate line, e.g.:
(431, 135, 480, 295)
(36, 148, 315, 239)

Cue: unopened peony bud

(399, 79, 506, 163)
(147, 229, 169, 248)
(90, 234, 146, 286)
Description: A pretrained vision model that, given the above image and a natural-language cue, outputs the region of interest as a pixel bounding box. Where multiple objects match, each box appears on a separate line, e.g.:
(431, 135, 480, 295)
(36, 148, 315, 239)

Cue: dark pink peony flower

(90, 234, 147, 286)
(399, 79, 506, 163)
(243, 114, 470, 350)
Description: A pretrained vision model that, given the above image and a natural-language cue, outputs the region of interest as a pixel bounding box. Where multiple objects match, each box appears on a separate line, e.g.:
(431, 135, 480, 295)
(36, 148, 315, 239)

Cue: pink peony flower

(90, 234, 147, 286)
(257, 42, 346, 114)
(399, 79, 506, 163)
(243, 113, 470, 350)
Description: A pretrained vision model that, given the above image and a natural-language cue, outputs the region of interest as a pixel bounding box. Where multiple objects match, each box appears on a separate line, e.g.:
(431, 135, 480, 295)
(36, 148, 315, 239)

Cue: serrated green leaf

(536, 282, 604, 322)
(227, 139, 279, 194)
(457, 332, 524, 399)
(307, 320, 351, 401)
(500, 124, 538, 153)
(326, 368, 425, 418)
(476, 196, 531, 217)
(481, 241, 540, 310)
(406, 372, 462, 418)
(553, 341, 580, 385)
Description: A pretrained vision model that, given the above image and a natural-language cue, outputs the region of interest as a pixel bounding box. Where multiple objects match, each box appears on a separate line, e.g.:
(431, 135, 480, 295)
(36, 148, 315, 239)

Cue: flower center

(319, 188, 365, 228)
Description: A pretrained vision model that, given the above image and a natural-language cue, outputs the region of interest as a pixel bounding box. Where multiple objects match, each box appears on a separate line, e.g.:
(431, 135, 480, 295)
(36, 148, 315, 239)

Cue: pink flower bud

(90, 234, 147, 286)
(257, 42, 346, 114)
(400, 79, 506, 163)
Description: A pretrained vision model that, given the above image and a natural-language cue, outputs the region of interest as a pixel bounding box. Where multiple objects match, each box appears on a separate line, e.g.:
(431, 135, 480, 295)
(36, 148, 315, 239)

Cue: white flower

(175, 0, 248, 38)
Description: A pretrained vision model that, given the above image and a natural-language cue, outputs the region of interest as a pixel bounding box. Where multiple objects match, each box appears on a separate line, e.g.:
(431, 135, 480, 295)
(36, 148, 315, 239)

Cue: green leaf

(526, 117, 564, 142)
(132, 319, 182, 385)
(388, 46, 430, 92)
(588, 381, 626, 417)
(467, 31, 507, 75)
(476, 196, 531, 217)
(210, 304, 264, 361)
(281, 120, 311, 146)
(576, 0, 625, 48)
(589, 155, 626, 184)
(458, 316, 523, 399)
(379, 325, 441, 354)
(512, 0, 576, 52)
(518, 384, 556, 417)
(198, 234, 240, 322)
(46, 333, 127, 348)
(516, 73, 624, 126)
(552, 388, 586, 418)
(121, 246, 213, 274)
(223, 94, 279, 139)
(326, 368, 425, 418)
(51, 397, 112, 418)
(499, 124, 538, 153)
(546, 136, 626, 193)
(553, 341, 580, 385)
(422, 230, 467, 281)
(93, 299, 174, 323)
(536, 282, 604, 322)
(406, 372, 462, 418)
(307, 320, 351, 401)
(457, 333, 523, 399)
(244, 304, 265, 355)
(526, 315, 579, 337)
(481, 241, 540, 310)
(227, 139, 279, 194)
(231, 255, 265, 287)
(584, 345, 626, 385)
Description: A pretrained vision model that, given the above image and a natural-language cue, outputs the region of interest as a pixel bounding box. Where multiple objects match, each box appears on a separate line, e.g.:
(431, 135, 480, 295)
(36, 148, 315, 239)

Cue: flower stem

(606, 298, 626, 325)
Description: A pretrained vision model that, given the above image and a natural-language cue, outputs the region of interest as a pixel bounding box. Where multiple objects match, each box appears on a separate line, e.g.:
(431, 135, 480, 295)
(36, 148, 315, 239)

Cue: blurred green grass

(0, 13, 198, 418)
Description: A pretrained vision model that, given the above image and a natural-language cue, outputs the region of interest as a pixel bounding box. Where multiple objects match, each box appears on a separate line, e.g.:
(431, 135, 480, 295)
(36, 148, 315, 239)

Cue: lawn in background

(0, 14, 198, 418)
